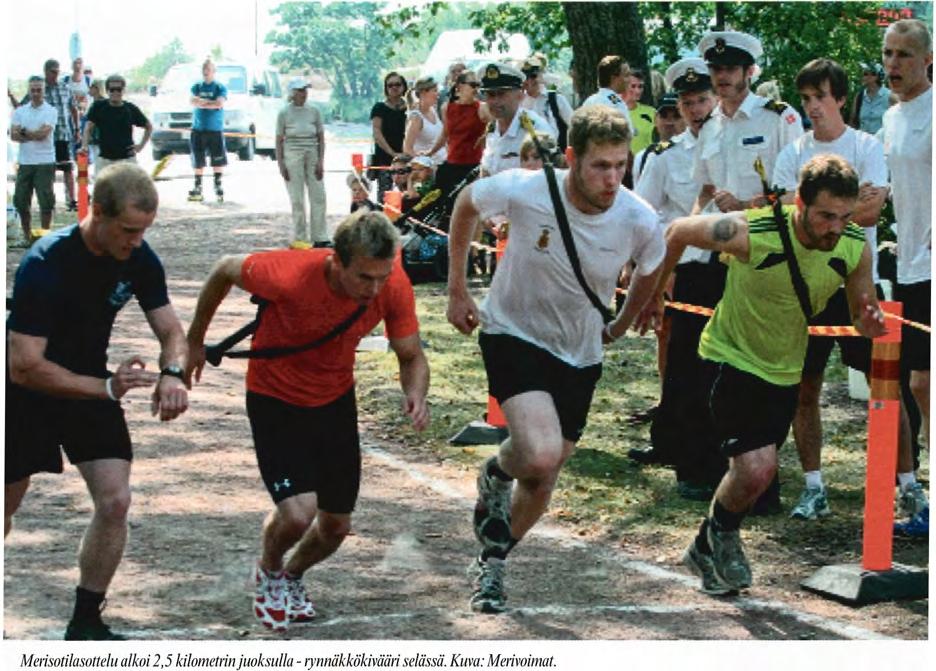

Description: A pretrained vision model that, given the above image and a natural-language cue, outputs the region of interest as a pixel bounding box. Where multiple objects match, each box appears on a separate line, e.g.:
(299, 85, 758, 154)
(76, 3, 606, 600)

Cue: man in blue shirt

(188, 59, 227, 201)
(5, 163, 190, 639)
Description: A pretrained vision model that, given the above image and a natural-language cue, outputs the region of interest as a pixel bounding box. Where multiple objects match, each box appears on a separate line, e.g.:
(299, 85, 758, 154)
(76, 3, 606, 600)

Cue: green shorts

(14, 163, 56, 213)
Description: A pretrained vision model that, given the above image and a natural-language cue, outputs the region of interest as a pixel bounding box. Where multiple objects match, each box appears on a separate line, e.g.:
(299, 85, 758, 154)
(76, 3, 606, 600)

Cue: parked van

(150, 61, 282, 161)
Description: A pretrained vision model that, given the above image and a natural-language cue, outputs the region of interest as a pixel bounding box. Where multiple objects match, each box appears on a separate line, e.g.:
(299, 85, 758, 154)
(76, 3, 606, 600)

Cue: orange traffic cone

(383, 190, 402, 222)
(486, 395, 507, 428)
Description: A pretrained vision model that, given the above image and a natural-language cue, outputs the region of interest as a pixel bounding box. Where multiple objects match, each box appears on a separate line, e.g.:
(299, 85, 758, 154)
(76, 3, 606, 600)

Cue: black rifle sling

(773, 202, 813, 320)
(541, 163, 614, 324)
(205, 299, 367, 366)
(752, 156, 812, 320)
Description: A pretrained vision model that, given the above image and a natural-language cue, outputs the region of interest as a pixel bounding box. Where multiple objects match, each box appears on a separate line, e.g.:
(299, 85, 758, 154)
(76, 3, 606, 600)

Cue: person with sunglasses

(426, 68, 491, 226)
(520, 54, 573, 152)
(370, 72, 409, 203)
(81, 75, 152, 176)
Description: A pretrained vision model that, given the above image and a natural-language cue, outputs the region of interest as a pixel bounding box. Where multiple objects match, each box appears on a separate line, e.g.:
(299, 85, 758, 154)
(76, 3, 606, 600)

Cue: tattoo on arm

(712, 217, 738, 242)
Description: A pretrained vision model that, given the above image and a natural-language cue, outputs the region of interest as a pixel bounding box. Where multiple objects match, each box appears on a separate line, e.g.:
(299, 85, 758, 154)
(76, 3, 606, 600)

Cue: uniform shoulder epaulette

(486, 120, 496, 134)
(649, 140, 673, 155)
(764, 99, 789, 115)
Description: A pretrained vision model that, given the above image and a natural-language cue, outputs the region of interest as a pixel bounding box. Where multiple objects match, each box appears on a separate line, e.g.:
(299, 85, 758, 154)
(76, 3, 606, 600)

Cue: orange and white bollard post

(76, 151, 89, 222)
(801, 300, 927, 604)
(862, 301, 903, 570)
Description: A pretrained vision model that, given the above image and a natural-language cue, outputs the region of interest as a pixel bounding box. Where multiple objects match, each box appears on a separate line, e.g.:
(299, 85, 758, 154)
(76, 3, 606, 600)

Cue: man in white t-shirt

(11, 75, 58, 242)
(770, 58, 922, 522)
(447, 105, 665, 613)
(881, 19, 932, 534)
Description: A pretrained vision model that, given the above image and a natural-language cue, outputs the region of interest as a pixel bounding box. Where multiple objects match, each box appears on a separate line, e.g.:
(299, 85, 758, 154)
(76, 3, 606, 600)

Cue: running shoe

(284, 574, 316, 622)
(253, 565, 288, 632)
(468, 556, 507, 614)
(473, 456, 513, 553)
(790, 485, 831, 520)
(894, 505, 929, 538)
(682, 540, 738, 596)
(898, 482, 928, 519)
(64, 600, 126, 640)
(187, 185, 203, 202)
(707, 524, 752, 590)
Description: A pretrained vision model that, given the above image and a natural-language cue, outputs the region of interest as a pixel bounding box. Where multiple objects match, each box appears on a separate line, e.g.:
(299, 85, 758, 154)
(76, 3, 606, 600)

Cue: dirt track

(3, 155, 928, 641)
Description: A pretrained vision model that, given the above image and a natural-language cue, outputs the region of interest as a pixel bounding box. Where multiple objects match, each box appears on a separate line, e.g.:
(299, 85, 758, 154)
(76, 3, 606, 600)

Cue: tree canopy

(378, 1, 889, 108)
(267, 2, 398, 119)
(126, 38, 192, 91)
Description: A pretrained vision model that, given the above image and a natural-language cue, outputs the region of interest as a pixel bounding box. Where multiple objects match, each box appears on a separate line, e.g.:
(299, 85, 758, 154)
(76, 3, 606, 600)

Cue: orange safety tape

(158, 127, 266, 140)
(618, 289, 929, 336)
(883, 311, 931, 333)
(664, 298, 860, 336)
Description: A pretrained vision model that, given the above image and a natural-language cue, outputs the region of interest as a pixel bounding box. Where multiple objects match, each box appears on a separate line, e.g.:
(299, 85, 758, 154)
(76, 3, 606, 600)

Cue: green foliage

(126, 38, 192, 92)
(727, 2, 885, 108)
(267, 2, 402, 122)
(374, 1, 455, 60)
(639, 2, 717, 65)
(466, 2, 568, 60)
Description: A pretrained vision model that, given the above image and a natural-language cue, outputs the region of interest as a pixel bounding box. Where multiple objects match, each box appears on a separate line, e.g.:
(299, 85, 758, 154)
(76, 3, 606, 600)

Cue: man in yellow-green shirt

(640, 154, 885, 596)
(625, 69, 656, 154)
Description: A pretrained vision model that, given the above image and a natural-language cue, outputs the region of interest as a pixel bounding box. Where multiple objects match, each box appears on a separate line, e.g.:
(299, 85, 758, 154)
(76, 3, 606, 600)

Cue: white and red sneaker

(253, 565, 288, 632)
(284, 574, 317, 623)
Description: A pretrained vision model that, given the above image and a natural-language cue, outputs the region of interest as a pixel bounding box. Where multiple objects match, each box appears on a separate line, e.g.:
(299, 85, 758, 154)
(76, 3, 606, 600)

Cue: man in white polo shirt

(881, 18, 932, 535)
(10, 75, 58, 243)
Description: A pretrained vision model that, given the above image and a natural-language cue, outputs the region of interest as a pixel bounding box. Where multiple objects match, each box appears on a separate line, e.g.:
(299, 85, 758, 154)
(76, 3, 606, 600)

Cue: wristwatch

(160, 364, 185, 381)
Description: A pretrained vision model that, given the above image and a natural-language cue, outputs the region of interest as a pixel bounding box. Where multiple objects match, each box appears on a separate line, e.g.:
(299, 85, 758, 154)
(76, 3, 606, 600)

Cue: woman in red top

(428, 71, 491, 226)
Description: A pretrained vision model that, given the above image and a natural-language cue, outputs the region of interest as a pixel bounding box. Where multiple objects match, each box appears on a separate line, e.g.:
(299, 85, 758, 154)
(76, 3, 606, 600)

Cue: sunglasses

(387, 81, 405, 88)
(462, 81, 480, 87)
(108, 87, 124, 93)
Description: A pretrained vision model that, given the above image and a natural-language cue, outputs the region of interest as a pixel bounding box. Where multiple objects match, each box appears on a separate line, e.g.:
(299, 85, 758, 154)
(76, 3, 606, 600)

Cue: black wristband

(160, 365, 185, 381)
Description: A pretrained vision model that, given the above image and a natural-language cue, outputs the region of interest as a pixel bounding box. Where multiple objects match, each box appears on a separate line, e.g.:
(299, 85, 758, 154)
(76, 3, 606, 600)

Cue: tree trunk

(659, 2, 680, 64)
(563, 2, 649, 103)
(715, 1, 728, 30)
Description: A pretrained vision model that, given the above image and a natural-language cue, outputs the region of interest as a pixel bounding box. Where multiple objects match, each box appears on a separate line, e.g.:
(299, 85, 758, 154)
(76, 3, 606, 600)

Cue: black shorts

(802, 286, 879, 376)
(246, 388, 361, 512)
(704, 361, 799, 458)
(894, 280, 930, 372)
(54, 140, 73, 170)
(4, 378, 132, 484)
(479, 332, 602, 443)
(190, 130, 228, 169)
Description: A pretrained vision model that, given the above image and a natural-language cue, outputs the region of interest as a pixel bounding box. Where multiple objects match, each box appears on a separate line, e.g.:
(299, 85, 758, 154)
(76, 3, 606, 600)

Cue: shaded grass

(356, 280, 929, 572)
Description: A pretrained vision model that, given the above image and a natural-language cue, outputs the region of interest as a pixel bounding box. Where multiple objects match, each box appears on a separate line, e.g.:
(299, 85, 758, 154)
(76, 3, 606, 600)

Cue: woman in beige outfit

(276, 77, 327, 247)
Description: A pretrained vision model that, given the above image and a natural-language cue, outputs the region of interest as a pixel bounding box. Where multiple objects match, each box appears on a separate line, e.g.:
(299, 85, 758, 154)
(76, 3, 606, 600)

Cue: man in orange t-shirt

(186, 211, 429, 632)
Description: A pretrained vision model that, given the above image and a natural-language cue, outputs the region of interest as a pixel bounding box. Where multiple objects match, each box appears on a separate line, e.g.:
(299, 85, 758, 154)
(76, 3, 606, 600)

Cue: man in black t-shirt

(80, 74, 151, 176)
(5, 163, 188, 640)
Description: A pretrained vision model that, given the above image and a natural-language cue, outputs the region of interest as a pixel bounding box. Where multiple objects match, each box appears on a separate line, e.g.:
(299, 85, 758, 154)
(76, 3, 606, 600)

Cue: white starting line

(363, 444, 897, 641)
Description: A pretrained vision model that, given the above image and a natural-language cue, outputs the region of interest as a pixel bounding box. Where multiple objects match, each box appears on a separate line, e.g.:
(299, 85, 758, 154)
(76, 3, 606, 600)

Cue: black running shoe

(64, 618, 127, 641)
